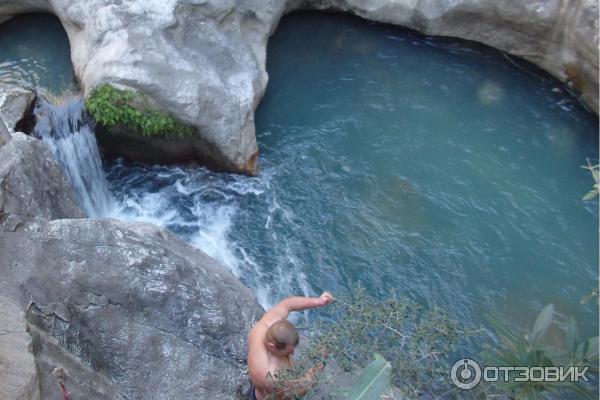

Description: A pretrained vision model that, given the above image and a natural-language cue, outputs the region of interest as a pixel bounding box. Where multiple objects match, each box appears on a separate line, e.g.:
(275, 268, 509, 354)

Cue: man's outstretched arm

(262, 292, 333, 325)
(280, 292, 333, 312)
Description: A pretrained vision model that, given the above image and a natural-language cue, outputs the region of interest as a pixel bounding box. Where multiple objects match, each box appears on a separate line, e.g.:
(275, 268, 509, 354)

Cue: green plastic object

(343, 354, 392, 400)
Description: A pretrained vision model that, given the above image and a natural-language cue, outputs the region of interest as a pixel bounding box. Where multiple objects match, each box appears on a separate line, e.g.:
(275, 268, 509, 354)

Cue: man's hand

(318, 292, 333, 306)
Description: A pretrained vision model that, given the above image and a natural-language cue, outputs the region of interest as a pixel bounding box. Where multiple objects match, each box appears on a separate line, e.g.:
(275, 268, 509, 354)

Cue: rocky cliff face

(0, 0, 596, 174)
(0, 131, 264, 399)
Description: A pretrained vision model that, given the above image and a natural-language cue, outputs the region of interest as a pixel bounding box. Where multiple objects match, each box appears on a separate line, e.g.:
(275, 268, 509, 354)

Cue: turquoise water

(2, 11, 598, 352)
(0, 13, 75, 93)
(258, 14, 600, 336)
(106, 12, 599, 342)
(248, 13, 600, 339)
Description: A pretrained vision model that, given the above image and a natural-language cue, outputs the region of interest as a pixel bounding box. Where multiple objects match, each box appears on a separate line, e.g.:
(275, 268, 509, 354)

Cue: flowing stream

(2, 12, 598, 345)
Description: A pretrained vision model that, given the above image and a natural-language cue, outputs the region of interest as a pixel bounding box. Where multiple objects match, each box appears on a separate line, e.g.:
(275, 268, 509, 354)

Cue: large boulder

(0, 0, 596, 174)
(0, 130, 264, 398)
(2, 218, 263, 399)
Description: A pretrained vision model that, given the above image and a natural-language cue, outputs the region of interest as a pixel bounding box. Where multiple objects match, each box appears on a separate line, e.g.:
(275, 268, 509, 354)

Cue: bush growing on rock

(274, 286, 477, 399)
(273, 291, 598, 400)
(85, 84, 195, 138)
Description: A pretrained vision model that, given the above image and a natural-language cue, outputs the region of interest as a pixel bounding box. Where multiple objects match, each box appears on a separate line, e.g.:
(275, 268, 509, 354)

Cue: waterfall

(32, 95, 115, 217)
(29, 95, 297, 309)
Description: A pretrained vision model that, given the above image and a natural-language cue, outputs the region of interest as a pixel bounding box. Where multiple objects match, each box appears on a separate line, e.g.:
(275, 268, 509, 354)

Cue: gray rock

(0, 132, 85, 227)
(0, 117, 10, 147)
(0, 132, 264, 399)
(0, 83, 35, 133)
(0, 217, 263, 399)
(0, 294, 39, 400)
(27, 323, 121, 400)
(0, 0, 596, 173)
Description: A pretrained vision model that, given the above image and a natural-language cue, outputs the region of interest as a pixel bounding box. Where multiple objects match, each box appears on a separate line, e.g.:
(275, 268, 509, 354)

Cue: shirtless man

(247, 292, 333, 400)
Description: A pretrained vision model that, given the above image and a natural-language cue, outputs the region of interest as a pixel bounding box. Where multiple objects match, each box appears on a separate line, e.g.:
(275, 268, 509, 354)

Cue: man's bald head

(265, 320, 299, 351)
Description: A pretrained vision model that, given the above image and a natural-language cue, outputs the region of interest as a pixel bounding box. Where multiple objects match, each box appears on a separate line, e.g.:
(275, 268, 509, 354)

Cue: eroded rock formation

(0, 0, 597, 173)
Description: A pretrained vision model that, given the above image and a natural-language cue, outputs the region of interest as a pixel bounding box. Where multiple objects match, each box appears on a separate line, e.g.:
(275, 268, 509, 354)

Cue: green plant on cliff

(84, 84, 195, 138)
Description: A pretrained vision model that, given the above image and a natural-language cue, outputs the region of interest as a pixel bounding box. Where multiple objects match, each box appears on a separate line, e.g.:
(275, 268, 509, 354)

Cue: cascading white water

(32, 96, 116, 217)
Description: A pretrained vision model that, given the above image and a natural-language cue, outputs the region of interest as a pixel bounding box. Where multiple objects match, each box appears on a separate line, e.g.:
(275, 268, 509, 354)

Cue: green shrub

(275, 286, 477, 399)
(84, 84, 195, 138)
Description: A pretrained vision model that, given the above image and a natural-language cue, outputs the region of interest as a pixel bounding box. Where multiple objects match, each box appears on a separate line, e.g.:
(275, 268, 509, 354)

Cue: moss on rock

(85, 85, 195, 138)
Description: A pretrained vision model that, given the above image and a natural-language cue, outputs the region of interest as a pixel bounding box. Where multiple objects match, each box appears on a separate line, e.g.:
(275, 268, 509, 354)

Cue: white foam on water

(238, 247, 271, 308)
(188, 203, 241, 275)
(111, 191, 181, 227)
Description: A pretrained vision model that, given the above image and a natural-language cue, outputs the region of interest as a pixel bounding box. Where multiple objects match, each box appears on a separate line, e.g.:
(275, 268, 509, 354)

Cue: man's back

(248, 321, 292, 400)
(247, 293, 332, 400)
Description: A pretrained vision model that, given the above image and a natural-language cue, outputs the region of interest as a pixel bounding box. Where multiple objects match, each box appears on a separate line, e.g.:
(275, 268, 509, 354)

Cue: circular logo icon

(450, 358, 482, 389)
